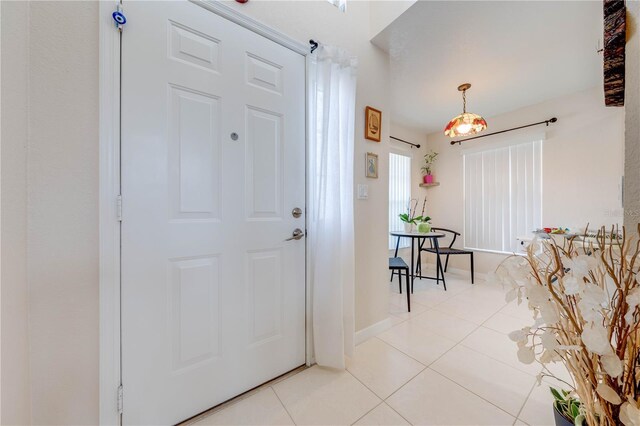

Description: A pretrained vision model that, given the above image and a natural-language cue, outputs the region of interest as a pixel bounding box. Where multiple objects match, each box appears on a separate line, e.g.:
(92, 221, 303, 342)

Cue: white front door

(120, 2, 306, 424)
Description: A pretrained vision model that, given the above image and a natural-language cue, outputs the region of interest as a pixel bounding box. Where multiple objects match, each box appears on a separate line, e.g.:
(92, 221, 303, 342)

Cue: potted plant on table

(491, 226, 640, 426)
(421, 150, 438, 184)
(399, 198, 428, 232)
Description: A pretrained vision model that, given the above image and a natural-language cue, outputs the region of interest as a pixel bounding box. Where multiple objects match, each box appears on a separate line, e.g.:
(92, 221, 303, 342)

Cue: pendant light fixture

(444, 83, 487, 138)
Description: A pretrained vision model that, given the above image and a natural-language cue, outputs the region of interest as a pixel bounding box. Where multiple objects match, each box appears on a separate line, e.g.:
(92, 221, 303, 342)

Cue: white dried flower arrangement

(491, 227, 640, 425)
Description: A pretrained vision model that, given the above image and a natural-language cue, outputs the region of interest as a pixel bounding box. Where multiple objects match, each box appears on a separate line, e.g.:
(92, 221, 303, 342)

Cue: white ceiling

(372, 0, 603, 134)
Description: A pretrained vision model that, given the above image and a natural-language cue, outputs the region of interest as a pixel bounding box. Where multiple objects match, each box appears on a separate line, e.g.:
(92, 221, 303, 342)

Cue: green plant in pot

(550, 387, 585, 426)
(399, 213, 425, 232)
(399, 198, 428, 232)
(421, 150, 438, 184)
(416, 217, 432, 233)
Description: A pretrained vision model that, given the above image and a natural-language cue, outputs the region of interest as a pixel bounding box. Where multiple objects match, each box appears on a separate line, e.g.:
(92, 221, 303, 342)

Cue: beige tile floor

(191, 268, 566, 426)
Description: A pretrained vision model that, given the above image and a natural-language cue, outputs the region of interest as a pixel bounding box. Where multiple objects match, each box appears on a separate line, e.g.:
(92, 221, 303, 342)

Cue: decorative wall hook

(112, 5, 126, 31)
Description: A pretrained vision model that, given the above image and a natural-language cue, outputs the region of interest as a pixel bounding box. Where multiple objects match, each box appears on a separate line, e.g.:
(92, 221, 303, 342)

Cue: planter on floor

(553, 405, 577, 426)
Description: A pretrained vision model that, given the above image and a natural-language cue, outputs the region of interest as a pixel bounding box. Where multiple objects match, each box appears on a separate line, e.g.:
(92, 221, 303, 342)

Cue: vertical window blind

(464, 140, 542, 253)
(389, 153, 411, 250)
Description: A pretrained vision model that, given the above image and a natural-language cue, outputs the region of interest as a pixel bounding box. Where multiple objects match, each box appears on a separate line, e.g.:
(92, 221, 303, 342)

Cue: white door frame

(98, 2, 313, 423)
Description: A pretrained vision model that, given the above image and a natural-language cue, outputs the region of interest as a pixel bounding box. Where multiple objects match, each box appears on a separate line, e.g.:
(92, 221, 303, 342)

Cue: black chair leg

(470, 252, 475, 284)
(405, 268, 411, 312)
(444, 254, 450, 272)
(398, 270, 402, 294)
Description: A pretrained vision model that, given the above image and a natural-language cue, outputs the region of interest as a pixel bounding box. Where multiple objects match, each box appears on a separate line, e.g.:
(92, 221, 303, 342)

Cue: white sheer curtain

(308, 45, 357, 369)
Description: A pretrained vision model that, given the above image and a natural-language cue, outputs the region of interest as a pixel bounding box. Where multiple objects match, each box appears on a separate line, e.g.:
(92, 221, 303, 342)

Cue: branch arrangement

(492, 226, 640, 425)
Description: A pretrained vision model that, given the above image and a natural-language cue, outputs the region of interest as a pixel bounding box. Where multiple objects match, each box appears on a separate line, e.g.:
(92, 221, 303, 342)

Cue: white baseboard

(355, 317, 393, 345)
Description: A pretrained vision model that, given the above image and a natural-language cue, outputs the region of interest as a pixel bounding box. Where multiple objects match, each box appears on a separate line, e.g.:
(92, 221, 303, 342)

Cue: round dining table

(390, 231, 447, 293)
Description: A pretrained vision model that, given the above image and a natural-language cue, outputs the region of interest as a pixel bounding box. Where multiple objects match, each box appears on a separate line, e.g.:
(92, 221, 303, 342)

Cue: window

(389, 153, 411, 250)
(464, 139, 542, 253)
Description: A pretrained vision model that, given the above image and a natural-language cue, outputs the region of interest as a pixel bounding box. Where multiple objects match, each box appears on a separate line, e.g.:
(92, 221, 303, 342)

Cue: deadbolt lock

(292, 207, 303, 218)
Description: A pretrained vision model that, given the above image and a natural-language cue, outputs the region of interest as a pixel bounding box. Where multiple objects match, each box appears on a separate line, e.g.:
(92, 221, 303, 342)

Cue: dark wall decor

(603, 0, 626, 106)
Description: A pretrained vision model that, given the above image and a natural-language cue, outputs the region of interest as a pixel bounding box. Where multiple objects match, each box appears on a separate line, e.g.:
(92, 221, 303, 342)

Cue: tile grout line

(401, 310, 483, 342)
(427, 367, 518, 423)
(430, 299, 542, 419)
(457, 338, 540, 378)
(428, 344, 538, 419)
(270, 385, 298, 426)
(343, 358, 417, 425)
(384, 401, 415, 426)
(385, 281, 530, 423)
(512, 379, 538, 425)
(377, 276, 535, 425)
(349, 401, 385, 425)
(379, 365, 427, 425)
(375, 335, 433, 370)
(419, 295, 536, 422)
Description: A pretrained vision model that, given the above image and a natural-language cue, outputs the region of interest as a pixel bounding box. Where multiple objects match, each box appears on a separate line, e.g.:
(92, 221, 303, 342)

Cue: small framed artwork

(365, 106, 382, 142)
(365, 152, 378, 178)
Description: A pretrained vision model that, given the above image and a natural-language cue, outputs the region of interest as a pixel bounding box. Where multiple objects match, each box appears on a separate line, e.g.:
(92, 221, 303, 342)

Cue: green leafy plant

(550, 387, 585, 426)
(399, 213, 429, 225)
(421, 150, 439, 175)
(400, 198, 431, 225)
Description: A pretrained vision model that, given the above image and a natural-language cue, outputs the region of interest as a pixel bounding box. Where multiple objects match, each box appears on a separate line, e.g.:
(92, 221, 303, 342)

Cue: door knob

(285, 228, 305, 241)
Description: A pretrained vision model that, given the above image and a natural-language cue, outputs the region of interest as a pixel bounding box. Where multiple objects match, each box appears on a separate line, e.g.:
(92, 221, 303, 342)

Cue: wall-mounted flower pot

(423, 174, 434, 184)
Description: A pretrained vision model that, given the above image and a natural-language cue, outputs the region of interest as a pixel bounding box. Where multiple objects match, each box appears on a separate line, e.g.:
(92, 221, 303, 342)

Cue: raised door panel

(245, 106, 283, 220)
(168, 86, 221, 220)
(246, 249, 283, 346)
(169, 20, 220, 73)
(170, 256, 220, 371)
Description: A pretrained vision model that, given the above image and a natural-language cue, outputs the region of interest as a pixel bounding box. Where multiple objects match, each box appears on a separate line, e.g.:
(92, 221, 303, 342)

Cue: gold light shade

(444, 83, 487, 138)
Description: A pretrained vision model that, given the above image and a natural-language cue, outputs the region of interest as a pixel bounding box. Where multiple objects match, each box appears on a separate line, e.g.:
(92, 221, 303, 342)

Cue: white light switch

(357, 184, 369, 200)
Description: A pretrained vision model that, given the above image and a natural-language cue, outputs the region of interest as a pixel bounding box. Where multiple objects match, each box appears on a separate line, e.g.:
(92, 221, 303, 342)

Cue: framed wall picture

(365, 106, 382, 142)
(365, 152, 378, 178)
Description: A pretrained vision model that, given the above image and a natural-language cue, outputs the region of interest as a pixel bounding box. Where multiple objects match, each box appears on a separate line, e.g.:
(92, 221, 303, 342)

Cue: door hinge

(116, 195, 123, 222)
(117, 384, 124, 414)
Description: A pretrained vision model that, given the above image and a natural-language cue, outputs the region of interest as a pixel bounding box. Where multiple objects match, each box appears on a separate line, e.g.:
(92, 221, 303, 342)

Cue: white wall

(625, 1, 640, 228)
(27, 2, 100, 423)
(423, 88, 624, 274)
(1, 2, 32, 424)
(1, 2, 100, 424)
(369, 0, 416, 39)
(222, 0, 392, 331)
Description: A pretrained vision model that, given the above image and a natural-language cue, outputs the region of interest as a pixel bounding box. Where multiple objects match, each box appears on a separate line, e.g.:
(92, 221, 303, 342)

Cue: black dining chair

(416, 228, 474, 284)
(389, 257, 411, 312)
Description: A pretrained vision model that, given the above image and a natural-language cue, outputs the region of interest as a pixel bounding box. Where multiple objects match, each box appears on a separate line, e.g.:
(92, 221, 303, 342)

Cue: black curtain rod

(309, 39, 318, 53)
(450, 117, 558, 145)
(390, 136, 421, 149)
